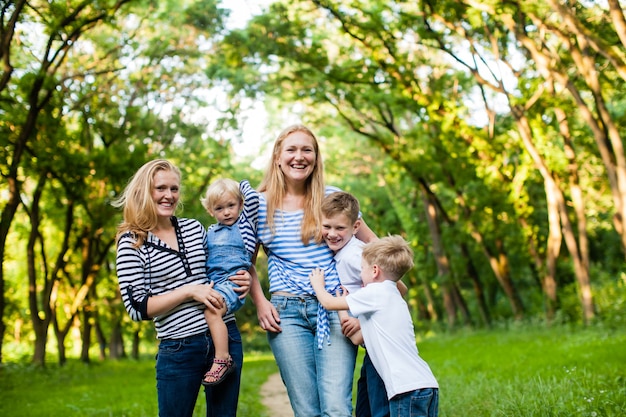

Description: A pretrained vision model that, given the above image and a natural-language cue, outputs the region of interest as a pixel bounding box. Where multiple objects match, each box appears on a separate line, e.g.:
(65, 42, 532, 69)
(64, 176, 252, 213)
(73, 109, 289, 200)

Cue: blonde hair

(112, 159, 181, 247)
(259, 124, 326, 244)
(200, 178, 242, 217)
(321, 191, 360, 225)
(362, 235, 414, 281)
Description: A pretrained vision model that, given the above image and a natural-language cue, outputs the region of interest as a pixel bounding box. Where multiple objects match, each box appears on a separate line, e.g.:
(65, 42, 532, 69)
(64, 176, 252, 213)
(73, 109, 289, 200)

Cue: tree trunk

(468, 228, 524, 320)
(545, 181, 562, 322)
(80, 308, 92, 364)
(95, 320, 107, 361)
(27, 174, 52, 366)
(451, 281, 472, 326)
(420, 184, 457, 327)
(557, 107, 594, 323)
(132, 331, 140, 360)
(460, 245, 491, 327)
(109, 317, 126, 359)
(53, 308, 77, 366)
(421, 277, 439, 322)
(519, 217, 558, 319)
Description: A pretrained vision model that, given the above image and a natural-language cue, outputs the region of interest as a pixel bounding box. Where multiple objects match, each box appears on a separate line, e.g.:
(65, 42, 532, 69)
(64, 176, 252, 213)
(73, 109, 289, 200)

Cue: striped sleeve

(116, 235, 149, 322)
(115, 218, 216, 339)
(239, 179, 260, 255)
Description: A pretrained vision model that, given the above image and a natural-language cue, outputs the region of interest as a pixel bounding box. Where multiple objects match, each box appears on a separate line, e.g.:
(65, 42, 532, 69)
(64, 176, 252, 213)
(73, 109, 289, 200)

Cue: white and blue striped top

(257, 186, 342, 347)
(238, 179, 260, 255)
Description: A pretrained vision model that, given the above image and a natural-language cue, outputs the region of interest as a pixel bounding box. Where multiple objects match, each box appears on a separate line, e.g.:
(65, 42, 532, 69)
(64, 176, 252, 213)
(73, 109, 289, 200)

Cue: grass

(1, 325, 624, 416)
(421, 325, 626, 416)
(0, 352, 279, 417)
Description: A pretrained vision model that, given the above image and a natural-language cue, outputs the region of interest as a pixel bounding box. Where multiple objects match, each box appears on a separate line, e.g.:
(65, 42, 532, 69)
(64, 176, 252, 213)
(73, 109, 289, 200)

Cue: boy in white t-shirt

(310, 234, 439, 417)
(320, 192, 407, 417)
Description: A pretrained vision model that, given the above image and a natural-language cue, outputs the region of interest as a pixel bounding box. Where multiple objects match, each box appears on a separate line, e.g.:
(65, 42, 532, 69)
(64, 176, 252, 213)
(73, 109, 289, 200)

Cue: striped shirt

(116, 217, 232, 339)
(238, 179, 260, 255)
(257, 187, 342, 295)
(257, 186, 342, 347)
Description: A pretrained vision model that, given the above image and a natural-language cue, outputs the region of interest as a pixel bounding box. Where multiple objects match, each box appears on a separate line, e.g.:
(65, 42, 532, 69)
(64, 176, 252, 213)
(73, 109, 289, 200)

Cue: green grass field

(1, 325, 624, 416)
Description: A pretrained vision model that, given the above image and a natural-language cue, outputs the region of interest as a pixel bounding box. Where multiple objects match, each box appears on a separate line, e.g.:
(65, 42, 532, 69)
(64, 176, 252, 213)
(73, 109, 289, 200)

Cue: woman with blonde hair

(250, 125, 376, 416)
(114, 159, 251, 417)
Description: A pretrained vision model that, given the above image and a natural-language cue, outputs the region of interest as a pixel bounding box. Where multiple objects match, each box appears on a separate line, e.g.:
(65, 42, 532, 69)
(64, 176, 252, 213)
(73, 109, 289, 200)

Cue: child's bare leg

(202, 305, 235, 385)
(205, 306, 229, 360)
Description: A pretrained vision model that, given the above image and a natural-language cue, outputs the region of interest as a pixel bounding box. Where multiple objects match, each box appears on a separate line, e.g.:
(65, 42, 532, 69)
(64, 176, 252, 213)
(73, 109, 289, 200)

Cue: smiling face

(277, 131, 317, 184)
(322, 213, 360, 253)
(210, 192, 243, 226)
(151, 169, 180, 220)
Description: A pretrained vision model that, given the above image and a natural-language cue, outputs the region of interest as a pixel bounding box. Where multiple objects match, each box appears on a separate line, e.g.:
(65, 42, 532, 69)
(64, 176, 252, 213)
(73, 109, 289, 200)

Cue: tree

(0, 0, 242, 364)
(206, 0, 624, 324)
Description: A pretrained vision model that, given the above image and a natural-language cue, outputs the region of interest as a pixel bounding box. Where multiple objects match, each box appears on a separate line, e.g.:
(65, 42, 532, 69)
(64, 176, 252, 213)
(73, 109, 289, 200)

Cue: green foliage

(590, 271, 626, 328)
(3, 0, 626, 364)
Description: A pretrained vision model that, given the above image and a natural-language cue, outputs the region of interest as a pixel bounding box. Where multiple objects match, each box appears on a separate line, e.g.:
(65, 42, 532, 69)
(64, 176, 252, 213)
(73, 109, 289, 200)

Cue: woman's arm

(146, 282, 225, 317)
(249, 243, 282, 332)
(356, 218, 377, 243)
(397, 280, 409, 297)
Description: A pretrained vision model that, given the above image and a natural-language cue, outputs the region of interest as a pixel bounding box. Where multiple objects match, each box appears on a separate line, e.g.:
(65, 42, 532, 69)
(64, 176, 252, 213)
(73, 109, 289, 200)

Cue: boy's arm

(355, 218, 377, 243)
(310, 268, 350, 311)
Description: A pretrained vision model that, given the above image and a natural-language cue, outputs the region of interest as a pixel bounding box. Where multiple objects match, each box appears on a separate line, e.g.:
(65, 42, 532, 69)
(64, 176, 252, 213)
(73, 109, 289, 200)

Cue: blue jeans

(356, 350, 390, 417)
(268, 294, 357, 417)
(156, 320, 243, 417)
(389, 388, 439, 417)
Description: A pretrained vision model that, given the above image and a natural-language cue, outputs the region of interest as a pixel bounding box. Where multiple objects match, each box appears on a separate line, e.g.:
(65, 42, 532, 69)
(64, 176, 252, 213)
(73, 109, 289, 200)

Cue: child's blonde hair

(362, 235, 414, 281)
(321, 191, 360, 224)
(200, 178, 242, 216)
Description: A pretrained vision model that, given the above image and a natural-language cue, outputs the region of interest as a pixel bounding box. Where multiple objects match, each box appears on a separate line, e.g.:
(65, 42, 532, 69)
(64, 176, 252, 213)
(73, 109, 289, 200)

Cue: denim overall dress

(206, 221, 251, 314)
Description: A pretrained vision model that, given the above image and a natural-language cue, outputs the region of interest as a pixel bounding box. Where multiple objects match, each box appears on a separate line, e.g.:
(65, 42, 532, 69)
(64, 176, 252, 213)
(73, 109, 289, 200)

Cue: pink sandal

(202, 355, 236, 386)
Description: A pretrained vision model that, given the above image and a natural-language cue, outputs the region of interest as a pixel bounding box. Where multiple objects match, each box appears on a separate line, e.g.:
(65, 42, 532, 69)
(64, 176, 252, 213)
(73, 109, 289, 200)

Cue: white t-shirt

(334, 236, 365, 295)
(347, 280, 439, 399)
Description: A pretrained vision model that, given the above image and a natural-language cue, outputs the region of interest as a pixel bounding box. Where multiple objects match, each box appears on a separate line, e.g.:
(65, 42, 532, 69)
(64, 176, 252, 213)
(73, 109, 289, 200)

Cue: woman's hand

(191, 282, 225, 313)
(230, 268, 252, 298)
(147, 283, 224, 317)
(256, 297, 282, 333)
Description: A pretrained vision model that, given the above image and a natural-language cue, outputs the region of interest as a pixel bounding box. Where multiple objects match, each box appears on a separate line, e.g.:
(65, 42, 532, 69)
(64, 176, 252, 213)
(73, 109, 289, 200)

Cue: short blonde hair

(362, 235, 414, 281)
(201, 178, 242, 216)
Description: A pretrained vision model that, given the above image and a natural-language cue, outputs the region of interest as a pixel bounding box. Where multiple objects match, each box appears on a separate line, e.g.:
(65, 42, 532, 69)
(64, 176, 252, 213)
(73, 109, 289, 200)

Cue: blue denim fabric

(389, 388, 439, 417)
(156, 320, 243, 417)
(213, 280, 244, 314)
(355, 350, 390, 417)
(207, 223, 250, 314)
(268, 294, 357, 417)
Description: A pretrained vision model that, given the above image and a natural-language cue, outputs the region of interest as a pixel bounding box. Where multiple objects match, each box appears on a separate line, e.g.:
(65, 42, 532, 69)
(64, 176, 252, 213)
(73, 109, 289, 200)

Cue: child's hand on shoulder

(309, 268, 326, 290)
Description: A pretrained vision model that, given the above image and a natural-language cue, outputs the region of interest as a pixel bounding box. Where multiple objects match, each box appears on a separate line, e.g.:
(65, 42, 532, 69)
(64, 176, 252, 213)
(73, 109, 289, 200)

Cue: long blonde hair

(258, 124, 326, 244)
(112, 159, 181, 247)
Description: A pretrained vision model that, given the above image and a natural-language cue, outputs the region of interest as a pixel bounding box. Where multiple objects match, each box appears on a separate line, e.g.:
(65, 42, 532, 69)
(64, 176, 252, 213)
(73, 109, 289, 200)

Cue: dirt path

(260, 372, 293, 417)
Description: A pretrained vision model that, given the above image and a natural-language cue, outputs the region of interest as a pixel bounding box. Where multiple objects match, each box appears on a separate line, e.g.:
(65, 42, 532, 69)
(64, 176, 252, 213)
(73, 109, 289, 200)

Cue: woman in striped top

(250, 125, 377, 417)
(114, 159, 251, 417)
